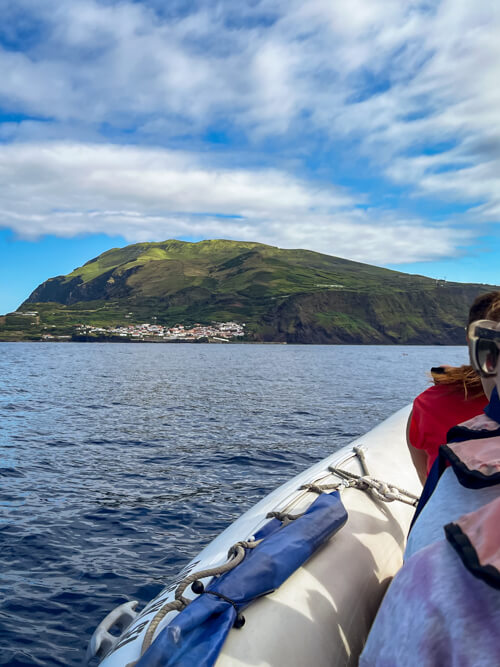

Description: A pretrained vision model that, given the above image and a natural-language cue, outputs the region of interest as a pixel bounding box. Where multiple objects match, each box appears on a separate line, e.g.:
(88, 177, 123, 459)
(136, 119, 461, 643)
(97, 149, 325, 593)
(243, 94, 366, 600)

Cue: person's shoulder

(413, 383, 461, 408)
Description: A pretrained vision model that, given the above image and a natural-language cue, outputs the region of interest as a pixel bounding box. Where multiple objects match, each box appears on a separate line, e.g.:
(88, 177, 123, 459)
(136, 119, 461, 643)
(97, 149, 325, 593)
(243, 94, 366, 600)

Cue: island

(1, 239, 499, 344)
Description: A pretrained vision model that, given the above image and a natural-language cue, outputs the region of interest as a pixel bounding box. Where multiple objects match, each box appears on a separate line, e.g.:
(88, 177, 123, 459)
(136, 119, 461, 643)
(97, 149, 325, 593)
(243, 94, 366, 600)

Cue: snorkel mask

(468, 319, 500, 377)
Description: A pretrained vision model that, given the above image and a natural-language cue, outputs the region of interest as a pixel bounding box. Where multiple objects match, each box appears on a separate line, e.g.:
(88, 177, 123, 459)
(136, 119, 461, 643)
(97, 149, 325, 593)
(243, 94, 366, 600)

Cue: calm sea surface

(0, 343, 472, 666)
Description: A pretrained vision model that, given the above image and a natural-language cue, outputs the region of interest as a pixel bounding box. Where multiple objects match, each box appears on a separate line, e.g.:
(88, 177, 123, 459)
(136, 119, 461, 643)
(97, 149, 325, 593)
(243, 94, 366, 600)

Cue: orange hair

(430, 365, 484, 400)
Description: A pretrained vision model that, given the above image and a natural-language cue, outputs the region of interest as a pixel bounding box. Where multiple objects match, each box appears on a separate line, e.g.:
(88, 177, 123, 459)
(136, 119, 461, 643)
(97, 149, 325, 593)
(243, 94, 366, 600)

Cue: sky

(1, 0, 500, 313)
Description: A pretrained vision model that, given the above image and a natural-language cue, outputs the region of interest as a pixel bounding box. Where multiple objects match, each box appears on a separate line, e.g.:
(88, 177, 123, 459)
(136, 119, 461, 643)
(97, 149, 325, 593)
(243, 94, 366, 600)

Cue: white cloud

(1, 2, 497, 160)
(0, 1, 487, 138)
(0, 141, 465, 263)
(1, 0, 499, 263)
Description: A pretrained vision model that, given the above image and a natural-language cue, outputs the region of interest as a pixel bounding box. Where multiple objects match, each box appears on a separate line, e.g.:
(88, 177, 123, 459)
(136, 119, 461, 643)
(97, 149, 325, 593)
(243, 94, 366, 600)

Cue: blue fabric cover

(484, 386, 500, 422)
(136, 491, 347, 667)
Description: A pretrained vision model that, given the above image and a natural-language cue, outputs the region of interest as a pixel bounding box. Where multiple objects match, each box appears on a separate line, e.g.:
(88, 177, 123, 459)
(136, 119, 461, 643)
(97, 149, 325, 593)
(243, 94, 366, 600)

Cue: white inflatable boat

(90, 405, 421, 666)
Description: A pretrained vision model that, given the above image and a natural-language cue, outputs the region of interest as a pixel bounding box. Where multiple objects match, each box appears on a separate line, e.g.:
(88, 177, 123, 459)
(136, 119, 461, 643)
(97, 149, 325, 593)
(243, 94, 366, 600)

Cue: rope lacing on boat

(328, 467, 419, 507)
(136, 539, 262, 661)
(299, 447, 419, 507)
(265, 510, 304, 525)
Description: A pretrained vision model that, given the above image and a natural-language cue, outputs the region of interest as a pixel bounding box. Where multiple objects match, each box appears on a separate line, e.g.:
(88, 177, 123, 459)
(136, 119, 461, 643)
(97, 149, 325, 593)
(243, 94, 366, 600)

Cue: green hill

(2, 238, 499, 343)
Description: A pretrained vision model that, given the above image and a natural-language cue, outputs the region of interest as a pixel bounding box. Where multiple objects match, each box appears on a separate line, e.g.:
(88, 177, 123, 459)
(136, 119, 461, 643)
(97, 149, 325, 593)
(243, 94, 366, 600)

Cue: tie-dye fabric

(359, 540, 500, 667)
(405, 467, 500, 560)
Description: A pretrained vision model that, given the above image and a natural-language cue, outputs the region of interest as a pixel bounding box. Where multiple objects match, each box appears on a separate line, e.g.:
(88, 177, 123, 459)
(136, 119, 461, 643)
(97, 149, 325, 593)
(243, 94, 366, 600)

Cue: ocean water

(0, 342, 472, 666)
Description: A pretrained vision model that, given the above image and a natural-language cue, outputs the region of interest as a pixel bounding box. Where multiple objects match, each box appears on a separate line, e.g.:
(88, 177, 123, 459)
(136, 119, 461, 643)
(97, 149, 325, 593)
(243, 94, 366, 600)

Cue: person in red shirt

(407, 291, 500, 484)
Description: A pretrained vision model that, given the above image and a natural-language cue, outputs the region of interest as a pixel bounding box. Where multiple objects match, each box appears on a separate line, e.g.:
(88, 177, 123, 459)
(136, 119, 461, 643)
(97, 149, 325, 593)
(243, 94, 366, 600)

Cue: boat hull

(96, 405, 420, 666)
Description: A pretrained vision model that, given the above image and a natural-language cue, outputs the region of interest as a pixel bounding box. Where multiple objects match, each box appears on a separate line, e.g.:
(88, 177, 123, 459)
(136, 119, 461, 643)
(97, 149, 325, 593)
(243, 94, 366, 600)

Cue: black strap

(445, 522, 500, 590)
(206, 590, 240, 612)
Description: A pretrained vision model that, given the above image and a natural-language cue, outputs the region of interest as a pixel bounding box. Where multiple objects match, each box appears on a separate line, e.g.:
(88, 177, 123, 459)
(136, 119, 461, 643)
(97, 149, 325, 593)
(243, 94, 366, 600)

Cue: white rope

(328, 465, 419, 507)
(139, 539, 262, 658)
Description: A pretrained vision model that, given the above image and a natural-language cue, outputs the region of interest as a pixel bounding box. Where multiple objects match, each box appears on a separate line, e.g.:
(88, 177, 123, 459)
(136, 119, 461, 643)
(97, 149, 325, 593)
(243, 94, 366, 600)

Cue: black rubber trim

(446, 425, 500, 443)
(445, 522, 500, 590)
(441, 444, 500, 489)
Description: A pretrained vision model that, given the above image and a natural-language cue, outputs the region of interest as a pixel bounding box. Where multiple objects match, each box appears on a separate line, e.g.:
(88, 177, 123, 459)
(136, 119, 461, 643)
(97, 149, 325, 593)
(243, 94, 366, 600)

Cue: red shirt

(409, 383, 488, 474)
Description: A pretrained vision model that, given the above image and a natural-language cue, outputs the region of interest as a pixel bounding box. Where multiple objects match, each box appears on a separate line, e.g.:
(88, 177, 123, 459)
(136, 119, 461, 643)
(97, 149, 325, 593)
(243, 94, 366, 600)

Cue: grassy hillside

(2, 239, 499, 343)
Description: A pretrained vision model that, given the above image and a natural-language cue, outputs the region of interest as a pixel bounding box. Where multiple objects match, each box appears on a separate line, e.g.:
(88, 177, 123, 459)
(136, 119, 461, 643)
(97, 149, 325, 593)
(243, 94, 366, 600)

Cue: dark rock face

(26, 276, 84, 304)
(262, 287, 482, 344)
(26, 268, 138, 305)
